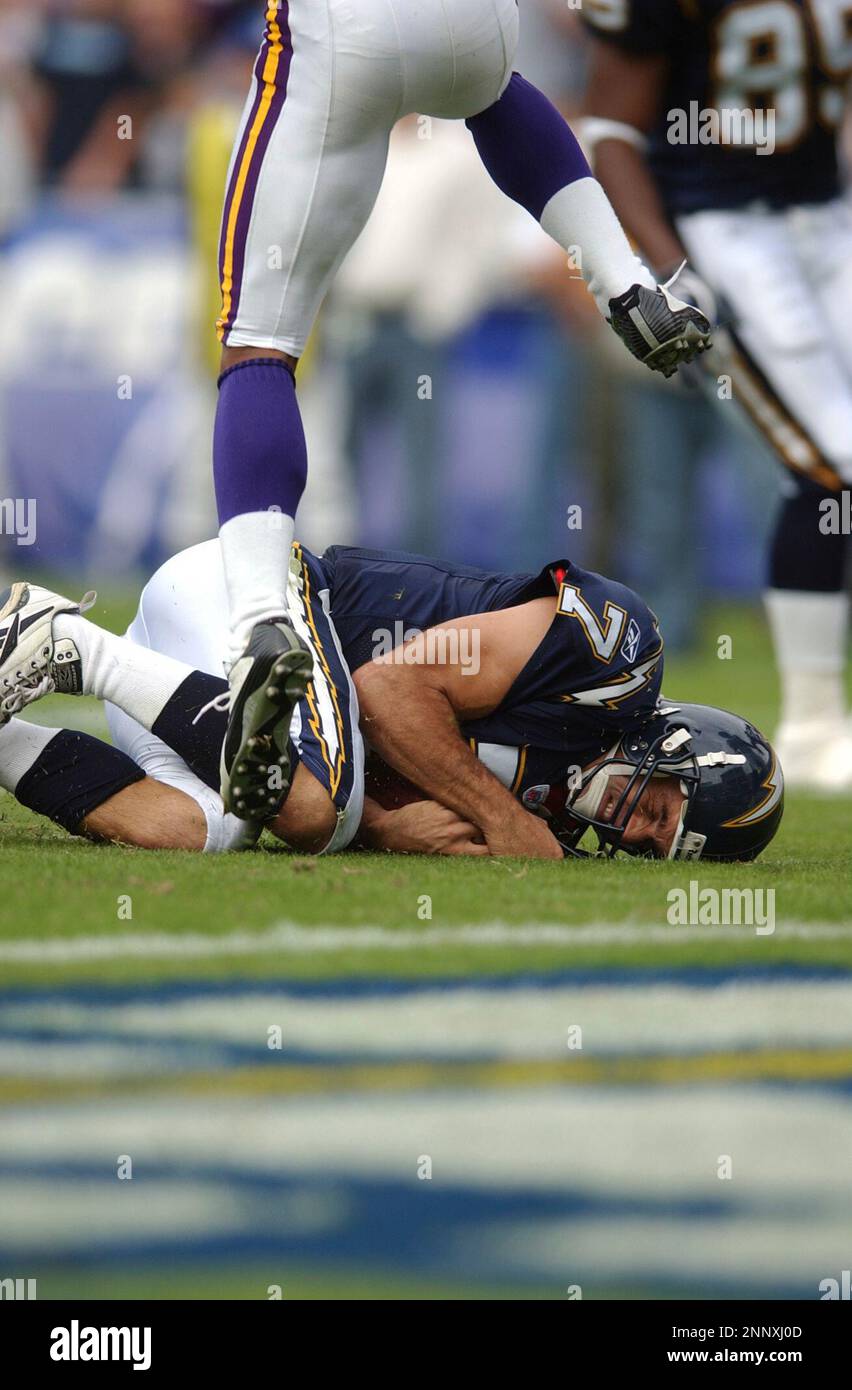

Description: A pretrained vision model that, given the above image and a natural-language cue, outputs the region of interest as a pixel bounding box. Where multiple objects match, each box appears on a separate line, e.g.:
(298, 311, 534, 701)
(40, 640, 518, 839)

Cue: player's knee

(268, 764, 337, 854)
(80, 780, 208, 852)
(219, 344, 299, 375)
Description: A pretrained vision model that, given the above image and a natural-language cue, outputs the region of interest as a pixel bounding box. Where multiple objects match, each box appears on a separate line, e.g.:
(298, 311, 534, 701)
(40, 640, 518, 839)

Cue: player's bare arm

(358, 797, 490, 857)
(354, 599, 564, 860)
(582, 42, 686, 273)
(581, 39, 717, 349)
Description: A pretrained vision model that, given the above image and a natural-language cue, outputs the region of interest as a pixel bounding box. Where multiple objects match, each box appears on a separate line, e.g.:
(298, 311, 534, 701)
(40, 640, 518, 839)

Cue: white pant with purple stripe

(217, 0, 519, 355)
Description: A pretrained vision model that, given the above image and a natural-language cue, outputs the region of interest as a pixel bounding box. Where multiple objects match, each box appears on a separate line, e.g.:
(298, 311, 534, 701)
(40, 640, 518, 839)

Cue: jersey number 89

(712, 0, 852, 150)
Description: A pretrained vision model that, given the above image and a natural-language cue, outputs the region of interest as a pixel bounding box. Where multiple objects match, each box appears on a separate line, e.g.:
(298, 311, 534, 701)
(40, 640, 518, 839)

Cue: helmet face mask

(563, 703, 784, 862)
(563, 726, 699, 859)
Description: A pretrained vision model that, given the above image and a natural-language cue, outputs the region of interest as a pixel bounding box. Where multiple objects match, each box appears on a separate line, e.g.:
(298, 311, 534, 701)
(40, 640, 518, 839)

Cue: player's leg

(435, 2, 708, 372)
(0, 710, 332, 853)
(753, 199, 852, 787)
(81, 779, 207, 850)
(466, 73, 648, 306)
(676, 205, 852, 789)
(0, 551, 355, 851)
(0, 716, 206, 851)
(0, 556, 280, 823)
(213, 1, 402, 815)
(129, 540, 310, 820)
(793, 198, 852, 383)
(105, 704, 337, 854)
(0, 570, 234, 849)
(116, 540, 364, 852)
(764, 478, 850, 788)
(0, 580, 199, 733)
(103, 700, 252, 853)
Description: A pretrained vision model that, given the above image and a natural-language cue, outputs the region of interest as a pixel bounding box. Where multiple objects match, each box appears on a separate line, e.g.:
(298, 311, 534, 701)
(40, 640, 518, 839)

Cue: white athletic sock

(52, 615, 192, 730)
(540, 177, 656, 314)
(764, 589, 850, 728)
(202, 799, 260, 854)
(219, 510, 295, 667)
(0, 719, 61, 792)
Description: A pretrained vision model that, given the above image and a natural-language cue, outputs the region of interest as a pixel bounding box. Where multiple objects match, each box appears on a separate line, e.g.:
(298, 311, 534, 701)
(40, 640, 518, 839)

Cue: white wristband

(580, 117, 650, 159)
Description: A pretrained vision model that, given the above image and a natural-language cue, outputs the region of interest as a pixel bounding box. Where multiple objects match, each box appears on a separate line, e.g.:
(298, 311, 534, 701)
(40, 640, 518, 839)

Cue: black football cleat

(220, 617, 313, 821)
(608, 281, 712, 379)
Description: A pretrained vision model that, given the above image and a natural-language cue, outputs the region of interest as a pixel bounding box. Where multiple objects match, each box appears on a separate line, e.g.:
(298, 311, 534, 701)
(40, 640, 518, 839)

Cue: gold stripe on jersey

(725, 329, 844, 490)
(292, 543, 346, 799)
(510, 745, 528, 796)
(217, 2, 284, 341)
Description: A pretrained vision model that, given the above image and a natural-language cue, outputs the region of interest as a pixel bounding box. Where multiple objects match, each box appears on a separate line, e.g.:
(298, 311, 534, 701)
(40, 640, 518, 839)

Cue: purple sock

(213, 359, 307, 525)
(466, 72, 592, 221)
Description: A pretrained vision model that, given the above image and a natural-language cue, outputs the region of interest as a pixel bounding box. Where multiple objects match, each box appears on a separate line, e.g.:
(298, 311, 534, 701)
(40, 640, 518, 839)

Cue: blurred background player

(210, 0, 711, 817)
(581, 0, 852, 790)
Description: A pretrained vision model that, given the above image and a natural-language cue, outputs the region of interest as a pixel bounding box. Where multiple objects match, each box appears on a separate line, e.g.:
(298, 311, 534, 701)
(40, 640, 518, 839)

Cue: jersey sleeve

(460, 565, 665, 762)
(581, 0, 683, 56)
(503, 565, 664, 719)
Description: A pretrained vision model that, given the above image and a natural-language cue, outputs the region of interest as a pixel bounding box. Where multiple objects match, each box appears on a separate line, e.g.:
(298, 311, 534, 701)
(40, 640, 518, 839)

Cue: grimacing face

(598, 772, 687, 858)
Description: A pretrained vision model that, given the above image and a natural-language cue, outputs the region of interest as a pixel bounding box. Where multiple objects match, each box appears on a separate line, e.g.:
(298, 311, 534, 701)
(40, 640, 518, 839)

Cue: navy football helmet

(562, 701, 784, 861)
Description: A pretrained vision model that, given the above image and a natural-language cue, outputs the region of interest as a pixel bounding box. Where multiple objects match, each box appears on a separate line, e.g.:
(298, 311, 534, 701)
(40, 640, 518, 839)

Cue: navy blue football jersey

(317, 545, 664, 801)
(582, 0, 852, 213)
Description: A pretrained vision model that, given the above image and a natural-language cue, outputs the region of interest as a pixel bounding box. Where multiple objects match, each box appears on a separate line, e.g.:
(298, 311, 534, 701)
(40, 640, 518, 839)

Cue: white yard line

(2, 1086, 850, 1203)
(2, 1088, 848, 1289)
(5, 980, 852, 1064)
(0, 920, 850, 963)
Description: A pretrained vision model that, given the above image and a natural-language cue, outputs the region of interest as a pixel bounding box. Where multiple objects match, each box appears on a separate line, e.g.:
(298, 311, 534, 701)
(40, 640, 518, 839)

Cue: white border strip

(0, 921, 850, 963)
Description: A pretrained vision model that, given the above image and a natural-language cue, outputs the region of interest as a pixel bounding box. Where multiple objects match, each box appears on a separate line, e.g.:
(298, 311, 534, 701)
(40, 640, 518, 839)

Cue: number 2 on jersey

(557, 583, 627, 663)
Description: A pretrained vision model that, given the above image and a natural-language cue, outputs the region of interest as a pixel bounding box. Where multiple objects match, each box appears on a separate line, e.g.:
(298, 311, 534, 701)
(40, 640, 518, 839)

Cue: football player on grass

(0, 541, 781, 860)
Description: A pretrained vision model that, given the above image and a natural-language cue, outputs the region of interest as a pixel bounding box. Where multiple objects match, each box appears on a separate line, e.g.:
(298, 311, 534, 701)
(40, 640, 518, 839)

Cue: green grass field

(1, 598, 850, 1301)
(1, 796, 851, 985)
(2, 599, 850, 979)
